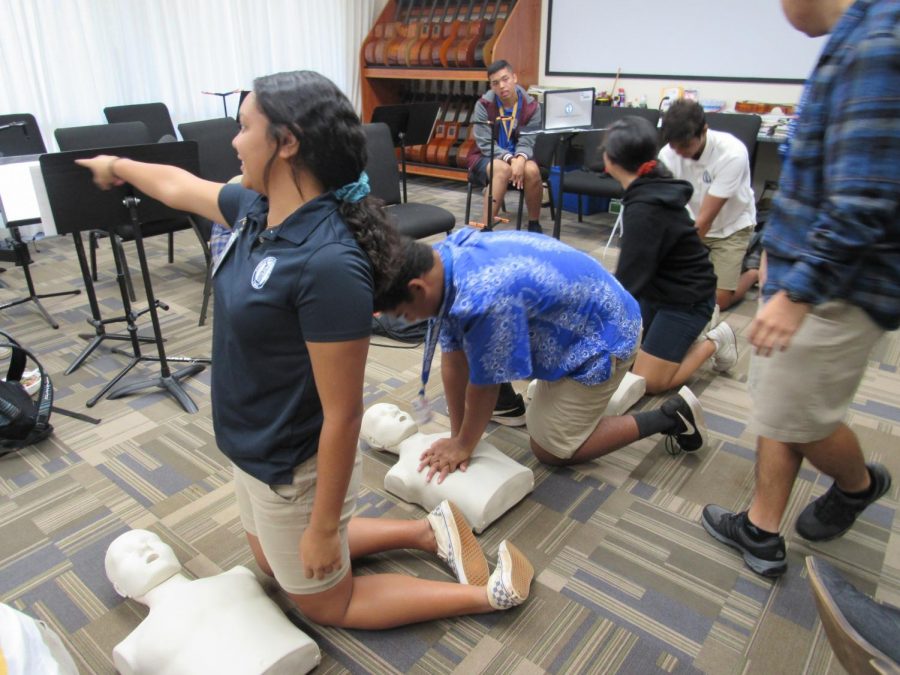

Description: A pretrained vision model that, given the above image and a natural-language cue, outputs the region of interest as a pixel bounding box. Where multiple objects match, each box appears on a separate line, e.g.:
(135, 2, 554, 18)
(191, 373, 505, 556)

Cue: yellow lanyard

(500, 97, 518, 141)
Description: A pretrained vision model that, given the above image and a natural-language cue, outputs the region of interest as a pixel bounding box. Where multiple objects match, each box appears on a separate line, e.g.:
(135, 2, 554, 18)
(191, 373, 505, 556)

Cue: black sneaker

(527, 222, 544, 235)
(662, 385, 708, 455)
(795, 463, 892, 542)
(491, 393, 527, 427)
(702, 505, 787, 578)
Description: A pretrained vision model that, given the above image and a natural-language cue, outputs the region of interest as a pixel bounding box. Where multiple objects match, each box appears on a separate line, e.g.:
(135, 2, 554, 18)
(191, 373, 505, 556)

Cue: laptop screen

(543, 88, 595, 131)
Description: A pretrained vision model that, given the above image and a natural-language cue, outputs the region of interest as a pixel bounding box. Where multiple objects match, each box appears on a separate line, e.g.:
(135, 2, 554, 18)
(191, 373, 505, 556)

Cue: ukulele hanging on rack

(455, 1, 490, 68)
(481, 0, 514, 66)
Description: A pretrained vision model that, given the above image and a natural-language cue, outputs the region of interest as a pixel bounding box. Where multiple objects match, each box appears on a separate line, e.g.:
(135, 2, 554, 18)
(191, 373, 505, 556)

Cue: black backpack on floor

(0, 330, 53, 454)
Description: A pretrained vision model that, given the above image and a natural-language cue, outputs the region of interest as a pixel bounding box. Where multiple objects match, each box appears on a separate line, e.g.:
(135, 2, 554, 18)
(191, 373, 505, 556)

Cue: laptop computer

(542, 88, 595, 133)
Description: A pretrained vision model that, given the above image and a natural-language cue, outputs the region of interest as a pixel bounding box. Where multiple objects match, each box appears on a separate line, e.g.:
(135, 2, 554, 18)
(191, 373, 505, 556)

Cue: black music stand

(41, 143, 211, 413)
(0, 155, 81, 327)
(202, 89, 241, 117)
(371, 102, 441, 203)
(0, 217, 81, 328)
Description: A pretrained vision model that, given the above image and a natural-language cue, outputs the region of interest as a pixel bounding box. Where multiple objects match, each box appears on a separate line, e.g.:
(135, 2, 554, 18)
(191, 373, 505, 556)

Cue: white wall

(537, 1, 806, 109)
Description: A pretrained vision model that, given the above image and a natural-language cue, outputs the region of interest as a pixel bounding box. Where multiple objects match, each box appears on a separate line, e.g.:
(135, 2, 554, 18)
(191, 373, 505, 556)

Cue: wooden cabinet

(360, 0, 540, 180)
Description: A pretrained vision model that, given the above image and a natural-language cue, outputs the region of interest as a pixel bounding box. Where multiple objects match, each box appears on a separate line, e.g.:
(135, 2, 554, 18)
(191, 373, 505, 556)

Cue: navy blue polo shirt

(213, 184, 373, 484)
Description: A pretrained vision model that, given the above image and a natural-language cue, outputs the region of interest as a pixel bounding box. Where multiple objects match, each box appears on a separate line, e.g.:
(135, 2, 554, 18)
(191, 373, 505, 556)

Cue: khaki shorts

(705, 227, 752, 290)
(232, 450, 362, 595)
(750, 301, 883, 443)
(526, 354, 635, 459)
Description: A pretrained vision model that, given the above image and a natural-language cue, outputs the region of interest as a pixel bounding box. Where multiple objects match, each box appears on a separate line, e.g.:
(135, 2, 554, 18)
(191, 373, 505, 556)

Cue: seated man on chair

(659, 99, 759, 310)
(466, 59, 543, 233)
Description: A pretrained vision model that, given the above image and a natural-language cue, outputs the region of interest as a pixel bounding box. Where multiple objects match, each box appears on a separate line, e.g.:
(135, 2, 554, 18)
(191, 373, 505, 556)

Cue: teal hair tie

(334, 172, 370, 203)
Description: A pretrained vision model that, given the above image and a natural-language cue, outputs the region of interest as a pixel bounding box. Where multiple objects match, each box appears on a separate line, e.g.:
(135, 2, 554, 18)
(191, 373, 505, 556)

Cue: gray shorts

(526, 354, 635, 459)
(750, 301, 883, 443)
(233, 450, 362, 594)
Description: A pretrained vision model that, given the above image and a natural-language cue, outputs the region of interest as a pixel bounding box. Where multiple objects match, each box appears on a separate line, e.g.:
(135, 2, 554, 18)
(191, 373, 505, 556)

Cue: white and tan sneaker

(486, 541, 534, 610)
(707, 321, 738, 372)
(426, 500, 489, 586)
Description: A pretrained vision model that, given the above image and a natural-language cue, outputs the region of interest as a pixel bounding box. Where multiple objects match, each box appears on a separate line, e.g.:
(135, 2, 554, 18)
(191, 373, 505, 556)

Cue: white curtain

(0, 0, 380, 151)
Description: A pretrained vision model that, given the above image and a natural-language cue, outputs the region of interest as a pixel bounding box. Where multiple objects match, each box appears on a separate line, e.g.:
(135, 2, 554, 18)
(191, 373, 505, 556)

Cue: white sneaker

(426, 500, 489, 586)
(486, 541, 534, 610)
(707, 321, 738, 372)
(603, 371, 646, 416)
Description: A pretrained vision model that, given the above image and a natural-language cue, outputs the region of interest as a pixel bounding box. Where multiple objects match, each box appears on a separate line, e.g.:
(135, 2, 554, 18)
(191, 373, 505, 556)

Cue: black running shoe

(662, 385, 708, 454)
(795, 463, 892, 542)
(527, 222, 544, 235)
(491, 393, 527, 427)
(702, 505, 787, 578)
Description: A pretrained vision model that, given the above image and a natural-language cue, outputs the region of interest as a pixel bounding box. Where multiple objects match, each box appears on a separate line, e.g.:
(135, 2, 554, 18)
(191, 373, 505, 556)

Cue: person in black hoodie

(602, 116, 739, 404)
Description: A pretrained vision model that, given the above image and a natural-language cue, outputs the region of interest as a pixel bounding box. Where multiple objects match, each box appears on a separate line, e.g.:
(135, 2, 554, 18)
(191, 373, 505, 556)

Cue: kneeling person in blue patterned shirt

(377, 228, 711, 483)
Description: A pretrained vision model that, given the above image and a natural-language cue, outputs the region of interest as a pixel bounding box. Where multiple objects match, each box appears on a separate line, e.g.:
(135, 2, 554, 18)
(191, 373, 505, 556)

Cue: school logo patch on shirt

(251, 256, 277, 289)
(702, 170, 712, 184)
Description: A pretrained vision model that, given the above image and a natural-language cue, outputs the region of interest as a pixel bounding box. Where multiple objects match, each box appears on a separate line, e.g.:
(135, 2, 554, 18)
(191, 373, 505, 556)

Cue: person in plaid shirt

(702, 0, 899, 578)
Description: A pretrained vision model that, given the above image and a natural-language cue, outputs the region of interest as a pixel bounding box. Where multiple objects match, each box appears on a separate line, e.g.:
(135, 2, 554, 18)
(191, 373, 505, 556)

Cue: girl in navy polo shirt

(77, 71, 532, 628)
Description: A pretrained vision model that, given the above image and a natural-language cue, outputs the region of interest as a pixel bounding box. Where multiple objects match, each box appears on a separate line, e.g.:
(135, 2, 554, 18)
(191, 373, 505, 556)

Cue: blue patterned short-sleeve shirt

(437, 229, 641, 386)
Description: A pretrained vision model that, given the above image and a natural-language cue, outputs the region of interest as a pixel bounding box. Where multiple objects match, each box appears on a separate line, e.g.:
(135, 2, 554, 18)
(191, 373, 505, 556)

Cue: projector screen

(547, 0, 828, 83)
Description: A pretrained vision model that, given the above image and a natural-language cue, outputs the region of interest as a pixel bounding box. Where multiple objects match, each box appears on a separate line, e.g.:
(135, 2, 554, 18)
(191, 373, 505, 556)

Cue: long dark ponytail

(252, 71, 399, 296)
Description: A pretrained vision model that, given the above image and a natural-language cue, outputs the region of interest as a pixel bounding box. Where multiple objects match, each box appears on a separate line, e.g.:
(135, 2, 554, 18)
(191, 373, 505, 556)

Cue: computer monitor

(543, 88, 595, 132)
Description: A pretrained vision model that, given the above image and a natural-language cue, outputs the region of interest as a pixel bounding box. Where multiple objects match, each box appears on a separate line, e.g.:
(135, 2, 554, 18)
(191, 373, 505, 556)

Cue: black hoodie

(615, 176, 717, 306)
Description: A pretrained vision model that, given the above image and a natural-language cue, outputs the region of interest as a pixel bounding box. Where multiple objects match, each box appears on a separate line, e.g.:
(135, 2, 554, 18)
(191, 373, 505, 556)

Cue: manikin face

(361, 404, 418, 449)
(105, 530, 181, 599)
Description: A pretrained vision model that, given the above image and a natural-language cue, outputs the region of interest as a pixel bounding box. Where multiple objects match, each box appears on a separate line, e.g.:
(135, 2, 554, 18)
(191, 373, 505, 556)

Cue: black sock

(528, 219, 540, 227)
(633, 407, 679, 438)
(495, 382, 519, 410)
(837, 467, 876, 500)
(743, 515, 779, 541)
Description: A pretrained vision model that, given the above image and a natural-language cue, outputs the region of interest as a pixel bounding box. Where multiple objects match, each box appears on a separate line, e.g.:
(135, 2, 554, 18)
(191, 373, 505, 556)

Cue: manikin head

(361, 404, 418, 450)
(105, 530, 182, 599)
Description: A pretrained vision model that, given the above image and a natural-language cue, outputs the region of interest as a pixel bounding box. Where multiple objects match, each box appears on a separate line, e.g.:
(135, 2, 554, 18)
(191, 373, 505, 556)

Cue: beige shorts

(750, 301, 883, 443)
(705, 227, 752, 290)
(232, 450, 362, 595)
(526, 354, 635, 459)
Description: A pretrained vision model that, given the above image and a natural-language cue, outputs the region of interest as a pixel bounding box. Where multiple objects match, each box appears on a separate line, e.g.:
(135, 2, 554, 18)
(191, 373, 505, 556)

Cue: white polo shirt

(659, 129, 756, 239)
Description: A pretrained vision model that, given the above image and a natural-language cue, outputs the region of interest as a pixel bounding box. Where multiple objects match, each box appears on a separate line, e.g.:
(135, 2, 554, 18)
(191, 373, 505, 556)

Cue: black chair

(705, 112, 762, 178)
(462, 131, 559, 232)
(559, 107, 661, 246)
(177, 118, 240, 183)
(104, 103, 178, 143)
(54, 122, 209, 301)
(0, 114, 47, 157)
(363, 122, 455, 240)
(177, 117, 241, 325)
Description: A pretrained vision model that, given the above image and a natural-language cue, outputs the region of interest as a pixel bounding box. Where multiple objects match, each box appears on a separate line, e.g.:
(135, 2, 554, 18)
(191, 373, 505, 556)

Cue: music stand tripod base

(0, 219, 81, 329)
(106, 361, 207, 414)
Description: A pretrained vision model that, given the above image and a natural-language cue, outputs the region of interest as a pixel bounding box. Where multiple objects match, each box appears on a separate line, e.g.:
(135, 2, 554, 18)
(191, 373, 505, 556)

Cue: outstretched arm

(76, 155, 227, 225)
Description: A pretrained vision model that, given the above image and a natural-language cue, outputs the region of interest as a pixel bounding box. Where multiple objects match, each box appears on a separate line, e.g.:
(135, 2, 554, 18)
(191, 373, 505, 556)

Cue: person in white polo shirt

(659, 99, 759, 310)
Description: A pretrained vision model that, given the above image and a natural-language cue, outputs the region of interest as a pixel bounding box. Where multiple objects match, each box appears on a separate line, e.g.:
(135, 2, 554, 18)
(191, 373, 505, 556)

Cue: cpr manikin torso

(361, 404, 534, 532)
(105, 530, 320, 675)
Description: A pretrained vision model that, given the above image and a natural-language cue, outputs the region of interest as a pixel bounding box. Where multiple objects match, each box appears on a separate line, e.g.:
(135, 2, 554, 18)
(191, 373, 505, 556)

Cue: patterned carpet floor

(1, 176, 897, 674)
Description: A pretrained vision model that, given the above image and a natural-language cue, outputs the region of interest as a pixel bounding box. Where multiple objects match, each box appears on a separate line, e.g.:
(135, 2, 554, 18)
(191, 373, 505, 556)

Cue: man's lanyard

(211, 217, 247, 277)
(413, 251, 453, 425)
(499, 92, 519, 144)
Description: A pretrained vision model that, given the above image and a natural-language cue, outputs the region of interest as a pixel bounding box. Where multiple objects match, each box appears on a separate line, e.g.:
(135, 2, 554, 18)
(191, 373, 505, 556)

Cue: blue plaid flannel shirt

(763, 0, 900, 330)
